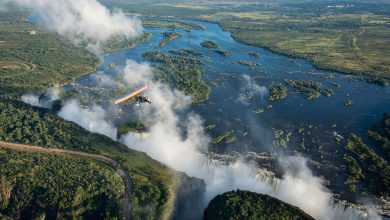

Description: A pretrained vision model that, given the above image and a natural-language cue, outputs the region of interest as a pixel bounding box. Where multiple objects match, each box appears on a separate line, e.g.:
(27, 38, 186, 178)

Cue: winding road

(0, 141, 131, 220)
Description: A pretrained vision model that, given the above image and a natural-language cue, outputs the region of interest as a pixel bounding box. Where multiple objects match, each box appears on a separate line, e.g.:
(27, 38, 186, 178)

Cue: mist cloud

(21, 87, 61, 108)
(115, 60, 377, 219)
(36, 59, 379, 219)
(6, 0, 143, 51)
(21, 94, 40, 106)
(236, 74, 268, 104)
(8, 0, 380, 217)
(58, 99, 117, 140)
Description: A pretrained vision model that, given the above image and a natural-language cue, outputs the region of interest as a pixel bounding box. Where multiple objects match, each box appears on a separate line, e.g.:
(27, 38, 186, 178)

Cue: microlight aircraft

(114, 84, 151, 106)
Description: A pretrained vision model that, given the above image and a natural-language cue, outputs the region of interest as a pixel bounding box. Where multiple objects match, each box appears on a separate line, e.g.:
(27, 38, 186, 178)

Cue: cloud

(236, 74, 268, 105)
(116, 61, 376, 219)
(21, 94, 40, 106)
(277, 156, 361, 220)
(57, 99, 117, 140)
(122, 60, 154, 86)
(7, 0, 143, 51)
(5, 0, 377, 216)
(36, 59, 378, 219)
(91, 71, 119, 88)
(21, 88, 61, 108)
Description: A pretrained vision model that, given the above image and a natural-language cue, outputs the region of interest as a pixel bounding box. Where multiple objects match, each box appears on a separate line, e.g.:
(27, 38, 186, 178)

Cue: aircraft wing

(115, 84, 148, 105)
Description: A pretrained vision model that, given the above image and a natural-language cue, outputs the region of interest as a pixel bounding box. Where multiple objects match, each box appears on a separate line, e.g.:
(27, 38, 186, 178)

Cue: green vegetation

(343, 155, 365, 192)
(0, 11, 152, 100)
(253, 108, 264, 114)
(285, 79, 321, 100)
(211, 131, 234, 144)
(169, 48, 203, 57)
(105, 1, 390, 79)
(268, 82, 287, 101)
(285, 79, 334, 100)
(158, 31, 182, 47)
(344, 134, 390, 197)
(225, 136, 237, 144)
(237, 60, 260, 67)
(344, 99, 355, 106)
(215, 6, 390, 78)
(322, 88, 334, 97)
(248, 52, 259, 57)
(0, 99, 177, 219)
(103, 32, 152, 52)
(0, 149, 123, 219)
(273, 129, 292, 148)
(0, 7, 202, 220)
(368, 112, 390, 159)
(143, 50, 202, 65)
(117, 121, 147, 136)
(0, 13, 100, 99)
(354, 76, 389, 87)
(204, 190, 314, 220)
(142, 19, 204, 30)
(206, 124, 216, 130)
(143, 50, 210, 103)
(200, 40, 219, 49)
(214, 50, 232, 57)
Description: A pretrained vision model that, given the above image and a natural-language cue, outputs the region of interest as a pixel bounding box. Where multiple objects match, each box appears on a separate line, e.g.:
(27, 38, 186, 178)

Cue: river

(66, 18, 390, 202)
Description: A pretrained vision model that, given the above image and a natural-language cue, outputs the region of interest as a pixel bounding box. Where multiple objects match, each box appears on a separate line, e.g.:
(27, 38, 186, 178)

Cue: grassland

(0, 18, 100, 99)
(219, 16, 390, 79)
(102, 0, 390, 79)
(208, 3, 390, 79)
(142, 19, 204, 30)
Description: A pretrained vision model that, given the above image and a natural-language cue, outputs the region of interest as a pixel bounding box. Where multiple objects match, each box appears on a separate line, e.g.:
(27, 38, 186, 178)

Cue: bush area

(0, 149, 123, 219)
(285, 79, 333, 100)
(343, 155, 364, 193)
(204, 190, 314, 220)
(0, 99, 176, 219)
(268, 82, 287, 101)
(214, 50, 232, 57)
(158, 31, 182, 47)
(210, 131, 234, 145)
(344, 134, 390, 197)
(117, 121, 147, 136)
(200, 40, 219, 49)
(103, 32, 152, 52)
(143, 50, 210, 103)
(368, 112, 390, 159)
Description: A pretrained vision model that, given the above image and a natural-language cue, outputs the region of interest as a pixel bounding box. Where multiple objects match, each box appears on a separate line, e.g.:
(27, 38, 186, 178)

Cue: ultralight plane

(114, 84, 151, 106)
